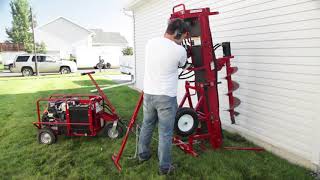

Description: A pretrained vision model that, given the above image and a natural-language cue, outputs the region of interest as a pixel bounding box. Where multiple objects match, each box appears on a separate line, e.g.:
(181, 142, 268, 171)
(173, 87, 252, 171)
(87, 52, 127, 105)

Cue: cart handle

(81, 71, 95, 76)
(173, 4, 186, 13)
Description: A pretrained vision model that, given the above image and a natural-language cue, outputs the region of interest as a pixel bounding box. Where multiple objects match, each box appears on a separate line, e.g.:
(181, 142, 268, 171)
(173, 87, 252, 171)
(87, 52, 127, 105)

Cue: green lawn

(0, 74, 314, 179)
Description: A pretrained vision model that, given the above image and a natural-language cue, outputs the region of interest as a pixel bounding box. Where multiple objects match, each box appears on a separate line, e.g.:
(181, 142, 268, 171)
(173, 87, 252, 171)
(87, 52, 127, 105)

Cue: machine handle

(172, 4, 186, 13)
(81, 71, 95, 76)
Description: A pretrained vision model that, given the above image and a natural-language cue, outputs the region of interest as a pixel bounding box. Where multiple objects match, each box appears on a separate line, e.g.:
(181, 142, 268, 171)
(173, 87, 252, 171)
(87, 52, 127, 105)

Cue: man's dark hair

(166, 18, 189, 39)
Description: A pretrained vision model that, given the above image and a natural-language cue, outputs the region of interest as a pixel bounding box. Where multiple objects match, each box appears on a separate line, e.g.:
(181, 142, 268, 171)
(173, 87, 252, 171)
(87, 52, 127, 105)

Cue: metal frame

(171, 4, 263, 156)
(171, 4, 224, 155)
(112, 92, 144, 171)
(33, 72, 120, 137)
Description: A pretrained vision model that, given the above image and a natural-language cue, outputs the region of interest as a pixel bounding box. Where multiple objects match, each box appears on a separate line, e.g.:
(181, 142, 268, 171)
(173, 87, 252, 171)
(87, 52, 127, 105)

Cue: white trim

(92, 43, 127, 47)
(36, 17, 94, 35)
(124, 0, 145, 10)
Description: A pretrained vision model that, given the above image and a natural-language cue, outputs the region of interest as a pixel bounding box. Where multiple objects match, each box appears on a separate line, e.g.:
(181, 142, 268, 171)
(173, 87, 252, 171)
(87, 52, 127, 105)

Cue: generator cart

(33, 71, 124, 144)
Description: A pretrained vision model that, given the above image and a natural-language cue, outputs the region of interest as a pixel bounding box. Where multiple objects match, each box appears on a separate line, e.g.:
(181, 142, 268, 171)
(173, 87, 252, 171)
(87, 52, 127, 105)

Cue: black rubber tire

(21, 67, 33, 76)
(103, 122, 124, 139)
(37, 128, 56, 145)
(174, 107, 199, 137)
(9, 64, 13, 72)
(60, 67, 71, 74)
(96, 63, 104, 69)
(106, 63, 111, 69)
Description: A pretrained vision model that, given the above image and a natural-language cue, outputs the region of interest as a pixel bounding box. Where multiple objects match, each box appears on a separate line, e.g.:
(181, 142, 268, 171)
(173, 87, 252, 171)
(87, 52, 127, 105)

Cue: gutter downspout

(91, 9, 136, 92)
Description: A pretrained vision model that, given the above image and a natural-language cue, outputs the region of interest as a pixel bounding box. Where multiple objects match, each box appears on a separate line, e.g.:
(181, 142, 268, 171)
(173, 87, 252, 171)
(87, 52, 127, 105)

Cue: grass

(0, 74, 314, 179)
(0, 63, 3, 71)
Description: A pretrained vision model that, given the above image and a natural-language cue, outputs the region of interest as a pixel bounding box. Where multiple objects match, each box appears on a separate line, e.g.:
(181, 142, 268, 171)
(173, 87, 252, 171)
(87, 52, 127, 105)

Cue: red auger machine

(171, 4, 245, 155)
(33, 72, 124, 144)
(112, 4, 263, 171)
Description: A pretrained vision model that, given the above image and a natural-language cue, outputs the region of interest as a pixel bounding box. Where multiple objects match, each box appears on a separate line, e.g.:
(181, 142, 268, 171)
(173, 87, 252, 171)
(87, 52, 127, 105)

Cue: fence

(0, 43, 25, 52)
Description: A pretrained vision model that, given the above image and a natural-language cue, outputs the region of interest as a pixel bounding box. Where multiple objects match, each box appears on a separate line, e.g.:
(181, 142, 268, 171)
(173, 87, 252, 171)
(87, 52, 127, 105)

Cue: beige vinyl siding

(132, 0, 320, 169)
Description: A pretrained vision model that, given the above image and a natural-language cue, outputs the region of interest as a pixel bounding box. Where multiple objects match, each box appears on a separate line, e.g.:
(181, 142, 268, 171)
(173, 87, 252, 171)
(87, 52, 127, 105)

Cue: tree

(5, 0, 45, 53)
(36, 42, 46, 54)
(121, 46, 133, 56)
(6, 0, 32, 45)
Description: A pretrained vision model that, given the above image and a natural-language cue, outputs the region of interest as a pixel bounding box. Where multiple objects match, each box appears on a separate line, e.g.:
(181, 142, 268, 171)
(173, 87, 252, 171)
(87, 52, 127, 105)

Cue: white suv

(11, 54, 77, 76)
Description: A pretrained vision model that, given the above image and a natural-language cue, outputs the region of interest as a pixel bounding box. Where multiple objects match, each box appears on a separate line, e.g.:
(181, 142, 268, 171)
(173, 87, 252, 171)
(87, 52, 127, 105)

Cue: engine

(42, 100, 67, 122)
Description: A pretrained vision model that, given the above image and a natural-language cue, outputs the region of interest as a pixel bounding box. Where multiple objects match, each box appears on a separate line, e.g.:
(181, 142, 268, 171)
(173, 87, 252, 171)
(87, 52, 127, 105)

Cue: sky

(0, 0, 133, 46)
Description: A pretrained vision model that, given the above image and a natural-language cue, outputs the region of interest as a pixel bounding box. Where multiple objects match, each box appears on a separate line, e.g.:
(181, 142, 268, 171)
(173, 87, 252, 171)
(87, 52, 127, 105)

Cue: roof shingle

(90, 29, 128, 46)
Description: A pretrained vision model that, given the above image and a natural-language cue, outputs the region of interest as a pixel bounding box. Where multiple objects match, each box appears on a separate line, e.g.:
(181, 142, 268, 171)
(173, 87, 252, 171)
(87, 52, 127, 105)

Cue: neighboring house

(90, 29, 128, 68)
(125, 0, 320, 170)
(35, 17, 128, 68)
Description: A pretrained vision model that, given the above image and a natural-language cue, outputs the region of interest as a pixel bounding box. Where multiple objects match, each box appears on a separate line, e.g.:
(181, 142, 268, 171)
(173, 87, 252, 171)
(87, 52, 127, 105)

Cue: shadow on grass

(0, 86, 314, 179)
(0, 86, 142, 178)
(72, 79, 116, 87)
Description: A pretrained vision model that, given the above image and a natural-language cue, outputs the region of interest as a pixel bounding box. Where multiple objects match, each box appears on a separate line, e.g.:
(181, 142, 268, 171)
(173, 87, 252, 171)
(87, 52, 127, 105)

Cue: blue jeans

(138, 93, 178, 171)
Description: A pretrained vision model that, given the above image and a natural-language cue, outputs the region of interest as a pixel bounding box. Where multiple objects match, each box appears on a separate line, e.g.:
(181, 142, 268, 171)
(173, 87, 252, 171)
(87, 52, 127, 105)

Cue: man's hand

(186, 46, 192, 58)
(181, 62, 192, 70)
(182, 44, 192, 58)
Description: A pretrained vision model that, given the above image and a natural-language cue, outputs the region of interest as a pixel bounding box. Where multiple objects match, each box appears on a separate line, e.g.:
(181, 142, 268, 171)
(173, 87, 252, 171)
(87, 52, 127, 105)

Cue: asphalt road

(0, 68, 123, 78)
(0, 68, 133, 86)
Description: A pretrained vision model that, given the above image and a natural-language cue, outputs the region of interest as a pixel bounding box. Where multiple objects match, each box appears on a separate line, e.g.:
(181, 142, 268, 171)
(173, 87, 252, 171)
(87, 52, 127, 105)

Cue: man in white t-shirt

(138, 18, 189, 175)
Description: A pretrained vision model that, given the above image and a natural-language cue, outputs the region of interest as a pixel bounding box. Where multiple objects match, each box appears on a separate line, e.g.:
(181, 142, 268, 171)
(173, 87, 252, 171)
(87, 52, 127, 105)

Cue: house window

(16, 56, 29, 62)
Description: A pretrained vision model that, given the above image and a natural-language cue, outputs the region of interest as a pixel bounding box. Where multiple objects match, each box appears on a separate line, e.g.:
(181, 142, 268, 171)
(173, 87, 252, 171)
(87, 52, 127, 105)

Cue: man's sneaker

(158, 165, 176, 175)
(138, 154, 151, 164)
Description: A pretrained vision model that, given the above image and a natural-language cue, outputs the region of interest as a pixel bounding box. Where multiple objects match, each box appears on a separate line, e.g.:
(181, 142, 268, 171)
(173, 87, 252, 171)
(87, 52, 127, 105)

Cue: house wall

(131, 0, 320, 170)
(37, 30, 94, 66)
(37, 17, 93, 44)
(35, 30, 70, 59)
(35, 17, 94, 64)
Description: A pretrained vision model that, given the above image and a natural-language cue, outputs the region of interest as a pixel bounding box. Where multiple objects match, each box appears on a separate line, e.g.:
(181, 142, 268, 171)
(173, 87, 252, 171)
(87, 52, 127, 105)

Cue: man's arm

(178, 48, 188, 68)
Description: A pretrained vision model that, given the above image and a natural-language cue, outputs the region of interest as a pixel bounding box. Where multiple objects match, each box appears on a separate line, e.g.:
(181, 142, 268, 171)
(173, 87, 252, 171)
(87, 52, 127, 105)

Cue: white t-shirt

(143, 37, 187, 97)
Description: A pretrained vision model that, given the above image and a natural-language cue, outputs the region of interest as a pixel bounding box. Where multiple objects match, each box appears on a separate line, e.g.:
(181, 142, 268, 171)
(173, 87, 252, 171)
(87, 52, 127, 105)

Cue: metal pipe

(90, 81, 135, 92)
(30, 8, 39, 76)
(122, 8, 137, 85)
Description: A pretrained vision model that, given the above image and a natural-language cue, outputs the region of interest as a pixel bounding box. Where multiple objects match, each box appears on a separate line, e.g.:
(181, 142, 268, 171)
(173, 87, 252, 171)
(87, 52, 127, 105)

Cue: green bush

(25, 41, 46, 54)
(121, 46, 133, 56)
